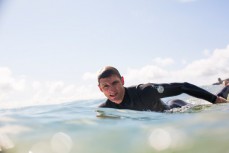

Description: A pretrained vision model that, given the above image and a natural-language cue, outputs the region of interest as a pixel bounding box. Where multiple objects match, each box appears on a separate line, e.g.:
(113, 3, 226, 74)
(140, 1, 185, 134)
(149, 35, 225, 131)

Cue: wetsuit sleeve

(217, 86, 229, 99)
(152, 82, 217, 103)
(99, 102, 107, 107)
(98, 99, 118, 108)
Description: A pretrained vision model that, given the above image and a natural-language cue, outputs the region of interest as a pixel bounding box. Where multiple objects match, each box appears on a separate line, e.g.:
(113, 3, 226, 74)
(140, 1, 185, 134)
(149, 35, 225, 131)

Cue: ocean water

(1, 85, 229, 153)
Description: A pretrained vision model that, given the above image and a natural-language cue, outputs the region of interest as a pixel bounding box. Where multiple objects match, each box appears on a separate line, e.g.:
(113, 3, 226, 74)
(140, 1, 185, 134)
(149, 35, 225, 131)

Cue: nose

(108, 85, 116, 93)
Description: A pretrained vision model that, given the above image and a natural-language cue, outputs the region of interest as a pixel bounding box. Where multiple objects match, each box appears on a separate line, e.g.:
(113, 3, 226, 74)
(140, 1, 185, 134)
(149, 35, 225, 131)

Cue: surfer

(217, 78, 229, 100)
(222, 78, 229, 86)
(97, 66, 228, 112)
(213, 78, 229, 85)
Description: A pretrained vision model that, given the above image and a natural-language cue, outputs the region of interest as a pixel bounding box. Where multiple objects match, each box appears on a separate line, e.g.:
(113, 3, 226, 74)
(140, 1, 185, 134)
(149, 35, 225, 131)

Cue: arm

(153, 82, 219, 103)
(217, 86, 229, 99)
(215, 96, 228, 103)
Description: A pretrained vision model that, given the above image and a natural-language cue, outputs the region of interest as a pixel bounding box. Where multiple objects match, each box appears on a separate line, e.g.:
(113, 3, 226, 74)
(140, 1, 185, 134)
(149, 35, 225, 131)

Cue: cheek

(117, 84, 123, 90)
(102, 88, 109, 94)
(104, 91, 111, 97)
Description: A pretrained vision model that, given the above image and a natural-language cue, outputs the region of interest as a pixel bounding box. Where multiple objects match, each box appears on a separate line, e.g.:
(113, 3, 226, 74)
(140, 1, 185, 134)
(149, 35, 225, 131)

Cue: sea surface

(0, 85, 229, 153)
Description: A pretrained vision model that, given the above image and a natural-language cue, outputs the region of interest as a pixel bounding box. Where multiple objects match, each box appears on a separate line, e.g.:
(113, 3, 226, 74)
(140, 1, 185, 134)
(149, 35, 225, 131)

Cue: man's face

(98, 74, 125, 104)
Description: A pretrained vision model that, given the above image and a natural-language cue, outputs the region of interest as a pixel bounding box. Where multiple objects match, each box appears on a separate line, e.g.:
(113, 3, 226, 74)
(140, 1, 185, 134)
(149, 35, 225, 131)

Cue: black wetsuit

(217, 86, 229, 99)
(99, 82, 217, 112)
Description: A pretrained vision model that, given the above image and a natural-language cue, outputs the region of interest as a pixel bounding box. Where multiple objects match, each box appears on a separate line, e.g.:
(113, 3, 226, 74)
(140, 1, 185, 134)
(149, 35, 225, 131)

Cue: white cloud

(0, 67, 26, 103)
(179, 45, 229, 83)
(0, 45, 228, 108)
(125, 65, 170, 85)
(124, 45, 229, 86)
(0, 68, 101, 108)
(124, 57, 177, 85)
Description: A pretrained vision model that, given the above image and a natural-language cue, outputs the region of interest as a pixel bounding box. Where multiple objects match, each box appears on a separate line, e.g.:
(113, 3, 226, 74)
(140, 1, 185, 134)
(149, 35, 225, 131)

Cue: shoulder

(98, 99, 116, 108)
(126, 83, 154, 98)
(126, 83, 153, 91)
(98, 102, 107, 107)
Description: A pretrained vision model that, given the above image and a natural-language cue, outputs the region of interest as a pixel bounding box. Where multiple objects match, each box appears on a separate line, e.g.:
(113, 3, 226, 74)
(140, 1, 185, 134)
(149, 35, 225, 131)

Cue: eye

(102, 85, 109, 90)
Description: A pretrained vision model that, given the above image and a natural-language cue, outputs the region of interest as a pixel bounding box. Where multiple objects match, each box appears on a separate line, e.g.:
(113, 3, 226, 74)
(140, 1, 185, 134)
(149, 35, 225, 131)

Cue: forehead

(99, 75, 121, 84)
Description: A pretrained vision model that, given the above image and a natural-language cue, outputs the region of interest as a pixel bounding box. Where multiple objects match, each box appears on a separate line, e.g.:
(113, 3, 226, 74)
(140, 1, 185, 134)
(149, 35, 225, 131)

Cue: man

(213, 78, 229, 85)
(217, 78, 229, 100)
(222, 78, 229, 86)
(98, 66, 228, 112)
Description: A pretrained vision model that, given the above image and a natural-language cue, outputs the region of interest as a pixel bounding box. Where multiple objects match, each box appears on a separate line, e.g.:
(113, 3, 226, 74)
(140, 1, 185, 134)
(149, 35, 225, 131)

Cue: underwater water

(0, 85, 229, 153)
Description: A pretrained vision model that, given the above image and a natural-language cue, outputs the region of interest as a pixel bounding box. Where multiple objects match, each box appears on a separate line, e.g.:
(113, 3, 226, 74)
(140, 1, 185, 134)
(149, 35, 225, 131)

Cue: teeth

(110, 93, 116, 97)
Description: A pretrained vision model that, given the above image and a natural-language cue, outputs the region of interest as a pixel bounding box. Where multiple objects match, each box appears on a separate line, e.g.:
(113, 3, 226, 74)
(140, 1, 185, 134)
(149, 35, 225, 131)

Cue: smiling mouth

(110, 93, 117, 98)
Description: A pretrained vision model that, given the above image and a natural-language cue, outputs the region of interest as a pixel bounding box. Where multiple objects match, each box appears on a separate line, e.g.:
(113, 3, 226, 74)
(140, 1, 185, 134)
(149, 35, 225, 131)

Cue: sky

(0, 0, 229, 108)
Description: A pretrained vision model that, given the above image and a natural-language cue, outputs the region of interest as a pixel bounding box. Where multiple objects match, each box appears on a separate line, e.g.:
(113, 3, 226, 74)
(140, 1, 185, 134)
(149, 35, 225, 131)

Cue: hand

(215, 96, 229, 104)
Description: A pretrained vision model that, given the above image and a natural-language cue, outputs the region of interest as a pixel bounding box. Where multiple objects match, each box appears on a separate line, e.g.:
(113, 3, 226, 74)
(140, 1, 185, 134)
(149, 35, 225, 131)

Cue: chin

(110, 99, 119, 104)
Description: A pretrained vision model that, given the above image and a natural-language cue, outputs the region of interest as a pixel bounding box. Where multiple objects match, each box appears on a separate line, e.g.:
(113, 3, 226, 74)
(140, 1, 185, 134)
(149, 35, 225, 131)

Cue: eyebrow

(100, 79, 120, 86)
(112, 80, 119, 84)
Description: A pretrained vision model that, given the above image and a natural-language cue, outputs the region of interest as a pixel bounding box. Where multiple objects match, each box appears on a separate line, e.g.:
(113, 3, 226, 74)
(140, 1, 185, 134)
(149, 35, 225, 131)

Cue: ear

(121, 76, 124, 85)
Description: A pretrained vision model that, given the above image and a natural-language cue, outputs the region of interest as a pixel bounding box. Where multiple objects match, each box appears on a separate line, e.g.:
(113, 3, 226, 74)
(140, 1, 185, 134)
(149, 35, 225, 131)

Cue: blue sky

(0, 0, 229, 108)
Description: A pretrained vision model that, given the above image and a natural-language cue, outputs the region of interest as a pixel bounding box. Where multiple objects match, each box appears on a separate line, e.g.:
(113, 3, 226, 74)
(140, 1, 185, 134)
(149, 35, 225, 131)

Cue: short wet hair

(97, 66, 121, 84)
